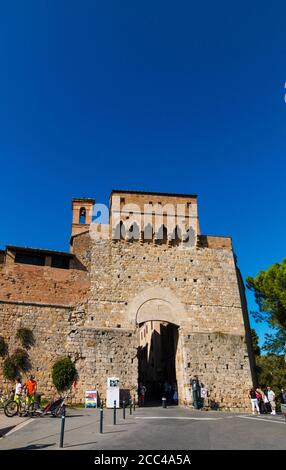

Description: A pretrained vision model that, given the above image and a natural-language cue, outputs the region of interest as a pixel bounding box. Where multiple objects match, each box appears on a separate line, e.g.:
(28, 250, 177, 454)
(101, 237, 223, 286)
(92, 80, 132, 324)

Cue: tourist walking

(266, 386, 276, 415)
(249, 387, 260, 415)
(191, 375, 201, 410)
(256, 388, 267, 414)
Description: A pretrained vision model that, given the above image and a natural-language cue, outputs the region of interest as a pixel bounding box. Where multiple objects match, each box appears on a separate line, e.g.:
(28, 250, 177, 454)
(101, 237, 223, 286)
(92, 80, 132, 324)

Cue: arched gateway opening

(138, 320, 179, 404)
(128, 287, 186, 406)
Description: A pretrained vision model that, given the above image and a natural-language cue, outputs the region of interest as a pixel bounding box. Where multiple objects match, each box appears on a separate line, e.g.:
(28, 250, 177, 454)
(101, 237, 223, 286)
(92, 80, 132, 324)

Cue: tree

(16, 328, 35, 350)
(3, 357, 18, 381)
(255, 354, 286, 394)
(10, 349, 30, 372)
(52, 357, 77, 392)
(0, 336, 8, 357)
(247, 258, 286, 353)
(250, 328, 261, 356)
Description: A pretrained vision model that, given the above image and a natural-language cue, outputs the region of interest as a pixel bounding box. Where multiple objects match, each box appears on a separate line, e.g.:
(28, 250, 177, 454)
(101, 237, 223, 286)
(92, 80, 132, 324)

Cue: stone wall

(0, 301, 137, 403)
(86, 237, 247, 334)
(0, 260, 89, 305)
(0, 191, 255, 411)
(83, 235, 254, 409)
(182, 332, 252, 411)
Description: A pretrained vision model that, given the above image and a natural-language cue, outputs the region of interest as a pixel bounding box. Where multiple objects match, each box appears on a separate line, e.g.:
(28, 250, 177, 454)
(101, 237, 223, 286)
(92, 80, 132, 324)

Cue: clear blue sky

(0, 1, 285, 348)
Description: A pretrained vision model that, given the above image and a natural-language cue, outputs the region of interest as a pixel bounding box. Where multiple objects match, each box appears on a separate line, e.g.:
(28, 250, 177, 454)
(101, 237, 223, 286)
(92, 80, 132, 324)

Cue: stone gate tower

(0, 189, 255, 411)
(70, 190, 255, 409)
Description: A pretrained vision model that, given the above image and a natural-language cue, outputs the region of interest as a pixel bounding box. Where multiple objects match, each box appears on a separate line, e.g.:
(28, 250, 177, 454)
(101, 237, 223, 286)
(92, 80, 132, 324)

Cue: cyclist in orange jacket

(24, 375, 37, 407)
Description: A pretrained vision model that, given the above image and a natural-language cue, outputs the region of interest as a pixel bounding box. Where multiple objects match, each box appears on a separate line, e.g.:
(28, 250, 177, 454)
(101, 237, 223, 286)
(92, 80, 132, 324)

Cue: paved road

(0, 406, 285, 450)
(0, 411, 29, 438)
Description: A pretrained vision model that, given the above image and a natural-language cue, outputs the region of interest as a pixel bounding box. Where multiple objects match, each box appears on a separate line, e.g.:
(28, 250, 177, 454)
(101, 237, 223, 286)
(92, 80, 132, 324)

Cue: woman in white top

(14, 377, 22, 406)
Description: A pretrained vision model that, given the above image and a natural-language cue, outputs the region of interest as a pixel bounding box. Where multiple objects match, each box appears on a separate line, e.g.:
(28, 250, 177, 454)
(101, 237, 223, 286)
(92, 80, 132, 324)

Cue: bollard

(59, 405, 66, 448)
(129, 398, 132, 415)
(162, 397, 167, 408)
(99, 402, 104, 434)
(133, 395, 136, 412)
(113, 400, 116, 425)
(123, 400, 126, 420)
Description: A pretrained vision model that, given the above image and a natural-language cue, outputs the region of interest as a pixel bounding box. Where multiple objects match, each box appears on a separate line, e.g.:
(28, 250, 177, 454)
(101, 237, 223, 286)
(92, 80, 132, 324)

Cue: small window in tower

(79, 207, 86, 224)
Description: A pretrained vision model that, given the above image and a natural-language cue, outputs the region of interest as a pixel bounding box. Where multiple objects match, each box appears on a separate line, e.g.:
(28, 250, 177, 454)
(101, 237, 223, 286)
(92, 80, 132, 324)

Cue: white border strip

(135, 417, 222, 420)
(238, 415, 286, 425)
(1, 418, 34, 438)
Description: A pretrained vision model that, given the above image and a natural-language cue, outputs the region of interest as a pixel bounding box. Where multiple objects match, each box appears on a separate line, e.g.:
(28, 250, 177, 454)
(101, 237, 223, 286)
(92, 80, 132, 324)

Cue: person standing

(139, 383, 147, 407)
(280, 388, 286, 404)
(24, 375, 37, 408)
(172, 383, 178, 404)
(249, 387, 260, 415)
(191, 375, 201, 410)
(266, 386, 276, 415)
(256, 388, 267, 414)
(14, 377, 23, 411)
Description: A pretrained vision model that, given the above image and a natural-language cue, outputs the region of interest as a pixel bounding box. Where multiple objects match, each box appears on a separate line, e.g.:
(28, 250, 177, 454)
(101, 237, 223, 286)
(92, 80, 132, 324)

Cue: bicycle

(27, 391, 69, 418)
(4, 393, 30, 417)
(0, 393, 9, 410)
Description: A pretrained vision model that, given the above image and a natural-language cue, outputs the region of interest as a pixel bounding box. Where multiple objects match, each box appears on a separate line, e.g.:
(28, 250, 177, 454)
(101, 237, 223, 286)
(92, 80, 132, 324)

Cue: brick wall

(0, 261, 89, 305)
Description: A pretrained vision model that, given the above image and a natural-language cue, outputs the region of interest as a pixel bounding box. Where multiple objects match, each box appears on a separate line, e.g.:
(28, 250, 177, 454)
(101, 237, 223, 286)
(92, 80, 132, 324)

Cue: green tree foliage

(52, 357, 77, 392)
(0, 336, 8, 357)
(256, 354, 286, 394)
(16, 328, 35, 350)
(10, 349, 30, 372)
(250, 328, 261, 356)
(247, 258, 286, 353)
(3, 357, 18, 381)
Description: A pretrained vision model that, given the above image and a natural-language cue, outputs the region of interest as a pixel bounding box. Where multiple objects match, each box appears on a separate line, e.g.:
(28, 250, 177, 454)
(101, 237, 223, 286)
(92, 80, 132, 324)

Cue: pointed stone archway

(127, 286, 186, 327)
(127, 287, 187, 404)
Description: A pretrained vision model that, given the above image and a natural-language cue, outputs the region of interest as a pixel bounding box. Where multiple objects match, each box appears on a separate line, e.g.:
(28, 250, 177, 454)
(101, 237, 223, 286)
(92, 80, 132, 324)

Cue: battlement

(72, 189, 200, 246)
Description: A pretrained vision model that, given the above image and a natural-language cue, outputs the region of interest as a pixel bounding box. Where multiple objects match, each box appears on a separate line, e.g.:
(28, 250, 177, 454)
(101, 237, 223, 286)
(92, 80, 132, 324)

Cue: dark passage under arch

(137, 320, 178, 405)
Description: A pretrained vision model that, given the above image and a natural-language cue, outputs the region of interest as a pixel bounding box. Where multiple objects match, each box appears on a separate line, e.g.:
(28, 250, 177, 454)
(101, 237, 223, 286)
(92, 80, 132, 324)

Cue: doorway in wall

(137, 321, 179, 405)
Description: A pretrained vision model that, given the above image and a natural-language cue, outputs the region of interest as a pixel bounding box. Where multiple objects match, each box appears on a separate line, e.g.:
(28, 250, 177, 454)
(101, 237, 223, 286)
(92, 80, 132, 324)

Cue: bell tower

(71, 197, 95, 240)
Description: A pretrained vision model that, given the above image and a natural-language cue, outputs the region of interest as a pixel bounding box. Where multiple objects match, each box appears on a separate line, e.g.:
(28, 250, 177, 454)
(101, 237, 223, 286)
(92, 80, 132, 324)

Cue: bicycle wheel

(28, 401, 42, 417)
(53, 404, 65, 417)
(4, 400, 19, 417)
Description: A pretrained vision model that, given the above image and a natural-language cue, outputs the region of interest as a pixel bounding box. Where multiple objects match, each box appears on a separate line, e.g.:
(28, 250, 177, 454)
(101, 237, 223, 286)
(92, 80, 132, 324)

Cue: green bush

(11, 349, 30, 372)
(16, 328, 35, 349)
(3, 357, 18, 381)
(0, 336, 8, 357)
(52, 357, 77, 392)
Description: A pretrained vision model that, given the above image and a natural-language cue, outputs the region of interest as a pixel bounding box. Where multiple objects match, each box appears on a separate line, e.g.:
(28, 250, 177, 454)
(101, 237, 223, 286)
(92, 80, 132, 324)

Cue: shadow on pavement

(0, 426, 15, 437)
(64, 441, 98, 448)
(103, 430, 128, 435)
(9, 443, 55, 450)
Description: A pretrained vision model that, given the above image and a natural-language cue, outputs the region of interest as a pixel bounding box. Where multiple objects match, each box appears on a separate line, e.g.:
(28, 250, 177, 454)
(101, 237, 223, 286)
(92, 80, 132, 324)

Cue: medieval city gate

(128, 287, 187, 404)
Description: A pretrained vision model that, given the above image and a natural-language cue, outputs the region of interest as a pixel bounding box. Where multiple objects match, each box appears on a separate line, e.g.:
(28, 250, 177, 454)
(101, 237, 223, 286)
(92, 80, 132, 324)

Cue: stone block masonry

(0, 190, 255, 410)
